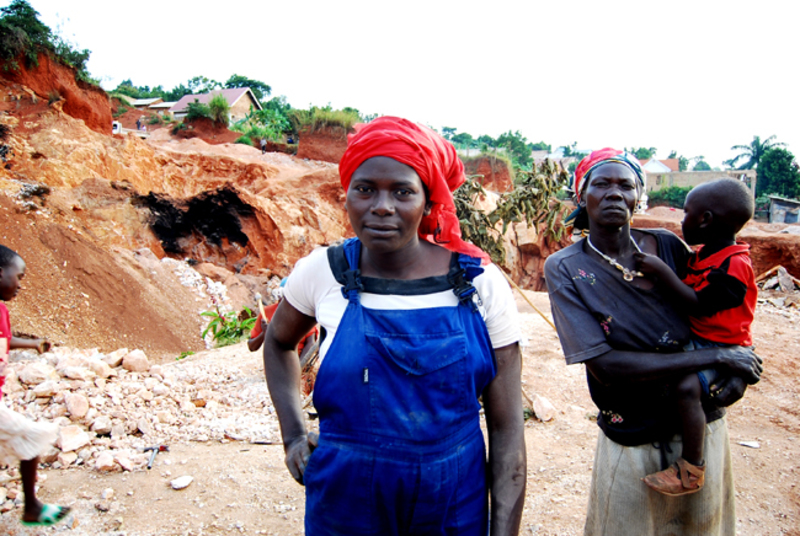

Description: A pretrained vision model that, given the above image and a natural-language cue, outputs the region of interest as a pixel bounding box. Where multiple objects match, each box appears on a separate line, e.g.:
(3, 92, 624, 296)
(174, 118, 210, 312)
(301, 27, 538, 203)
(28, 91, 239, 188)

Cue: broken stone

(115, 454, 133, 472)
(57, 451, 78, 466)
(18, 363, 57, 385)
(533, 394, 556, 422)
(170, 475, 193, 490)
(122, 350, 150, 373)
(58, 425, 91, 452)
(32, 380, 60, 398)
(91, 416, 113, 435)
(65, 393, 90, 418)
(104, 348, 128, 368)
(95, 452, 115, 472)
(778, 266, 795, 292)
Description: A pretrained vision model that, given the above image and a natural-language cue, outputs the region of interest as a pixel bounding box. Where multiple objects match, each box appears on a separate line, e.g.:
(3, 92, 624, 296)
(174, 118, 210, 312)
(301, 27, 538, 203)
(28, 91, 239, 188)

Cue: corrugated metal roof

(132, 98, 163, 106)
(169, 88, 261, 113)
(149, 102, 176, 109)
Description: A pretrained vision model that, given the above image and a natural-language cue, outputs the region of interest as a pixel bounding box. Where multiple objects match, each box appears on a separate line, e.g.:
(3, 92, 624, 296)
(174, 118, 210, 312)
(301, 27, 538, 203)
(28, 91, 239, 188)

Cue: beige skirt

(0, 401, 58, 466)
(584, 417, 735, 536)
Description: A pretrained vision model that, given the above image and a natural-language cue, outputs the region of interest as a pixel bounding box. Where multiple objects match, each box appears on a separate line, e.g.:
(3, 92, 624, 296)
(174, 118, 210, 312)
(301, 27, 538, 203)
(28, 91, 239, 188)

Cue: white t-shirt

(284, 246, 521, 360)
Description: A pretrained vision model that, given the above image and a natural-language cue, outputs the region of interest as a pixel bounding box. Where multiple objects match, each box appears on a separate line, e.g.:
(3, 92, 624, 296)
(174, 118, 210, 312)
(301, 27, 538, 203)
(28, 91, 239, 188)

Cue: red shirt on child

(682, 242, 756, 346)
(0, 303, 11, 398)
(250, 302, 319, 354)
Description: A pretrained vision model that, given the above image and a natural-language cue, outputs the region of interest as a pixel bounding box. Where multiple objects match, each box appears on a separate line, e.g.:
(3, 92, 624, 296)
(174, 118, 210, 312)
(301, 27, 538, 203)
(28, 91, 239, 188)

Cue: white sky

(6, 0, 799, 167)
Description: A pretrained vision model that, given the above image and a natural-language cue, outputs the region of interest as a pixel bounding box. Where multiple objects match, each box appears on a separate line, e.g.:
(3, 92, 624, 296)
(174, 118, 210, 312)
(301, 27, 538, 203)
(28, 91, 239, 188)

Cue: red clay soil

(0, 195, 204, 357)
(462, 155, 514, 192)
(296, 126, 350, 163)
(175, 117, 242, 145)
(3, 52, 111, 134)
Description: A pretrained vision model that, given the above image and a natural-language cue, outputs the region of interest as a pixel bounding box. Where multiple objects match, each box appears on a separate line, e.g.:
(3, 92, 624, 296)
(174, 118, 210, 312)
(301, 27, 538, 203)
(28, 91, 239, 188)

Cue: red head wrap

(573, 147, 645, 203)
(339, 116, 490, 264)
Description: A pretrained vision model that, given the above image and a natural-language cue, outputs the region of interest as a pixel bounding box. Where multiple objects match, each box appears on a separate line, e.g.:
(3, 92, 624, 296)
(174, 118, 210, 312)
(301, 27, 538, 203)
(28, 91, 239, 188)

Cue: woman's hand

(284, 431, 319, 485)
(719, 345, 763, 385)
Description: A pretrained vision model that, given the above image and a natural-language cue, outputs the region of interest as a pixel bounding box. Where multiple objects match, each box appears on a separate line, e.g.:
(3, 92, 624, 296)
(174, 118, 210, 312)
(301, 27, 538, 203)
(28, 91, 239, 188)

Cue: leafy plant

(235, 135, 253, 146)
(47, 90, 60, 104)
(455, 159, 571, 264)
(176, 350, 195, 361)
(185, 100, 211, 122)
(207, 93, 230, 125)
(201, 307, 257, 348)
(171, 121, 187, 135)
(147, 113, 163, 125)
(648, 186, 693, 209)
(287, 106, 359, 134)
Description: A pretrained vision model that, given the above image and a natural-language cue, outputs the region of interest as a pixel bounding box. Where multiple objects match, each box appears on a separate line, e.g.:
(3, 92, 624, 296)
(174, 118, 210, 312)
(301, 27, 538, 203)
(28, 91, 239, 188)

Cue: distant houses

(118, 87, 261, 123)
(169, 88, 261, 123)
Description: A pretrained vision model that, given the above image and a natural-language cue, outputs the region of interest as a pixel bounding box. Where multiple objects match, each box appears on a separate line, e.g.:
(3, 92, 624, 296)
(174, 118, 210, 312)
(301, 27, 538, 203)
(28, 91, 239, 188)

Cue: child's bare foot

(22, 503, 71, 526)
(643, 457, 705, 496)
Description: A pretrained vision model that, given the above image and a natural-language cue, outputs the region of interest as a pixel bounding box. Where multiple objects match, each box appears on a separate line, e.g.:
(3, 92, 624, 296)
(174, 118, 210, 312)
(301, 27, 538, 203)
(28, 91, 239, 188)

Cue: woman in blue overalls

(263, 117, 526, 535)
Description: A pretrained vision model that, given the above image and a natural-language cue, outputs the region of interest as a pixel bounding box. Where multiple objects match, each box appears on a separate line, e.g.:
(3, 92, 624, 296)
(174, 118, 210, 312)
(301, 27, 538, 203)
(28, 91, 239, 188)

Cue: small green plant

(147, 113, 162, 125)
(201, 307, 257, 348)
(235, 135, 253, 146)
(185, 99, 211, 122)
(287, 106, 359, 134)
(648, 185, 693, 209)
(47, 90, 60, 104)
(176, 350, 195, 361)
(112, 103, 130, 118)
(171, 121, 187, 135)
(207, 93, 230, 125)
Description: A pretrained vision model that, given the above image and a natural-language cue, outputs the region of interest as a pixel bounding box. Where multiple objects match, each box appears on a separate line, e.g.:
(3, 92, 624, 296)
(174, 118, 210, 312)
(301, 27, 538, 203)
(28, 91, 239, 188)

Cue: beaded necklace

(586, 236, 644, 282)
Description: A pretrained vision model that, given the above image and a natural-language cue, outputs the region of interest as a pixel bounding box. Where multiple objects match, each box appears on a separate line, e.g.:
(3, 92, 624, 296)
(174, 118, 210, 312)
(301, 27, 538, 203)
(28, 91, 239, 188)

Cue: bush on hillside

(208, 93, 230, 126)
(185, 100, 211, 122)
(0, 0, 95, 83)
(648, 186, 692, 209)
(287, 106, 359, 134)
(235, 136, 253, 146)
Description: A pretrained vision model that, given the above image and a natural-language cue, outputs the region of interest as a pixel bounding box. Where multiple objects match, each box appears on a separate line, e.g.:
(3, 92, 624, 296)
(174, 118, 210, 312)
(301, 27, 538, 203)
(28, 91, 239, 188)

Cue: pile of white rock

(1, 345, 280, 476)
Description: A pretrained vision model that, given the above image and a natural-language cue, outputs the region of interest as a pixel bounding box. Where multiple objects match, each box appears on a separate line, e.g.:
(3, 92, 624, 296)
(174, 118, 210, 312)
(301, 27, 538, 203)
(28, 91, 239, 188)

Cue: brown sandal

(642, 457, 705, 496)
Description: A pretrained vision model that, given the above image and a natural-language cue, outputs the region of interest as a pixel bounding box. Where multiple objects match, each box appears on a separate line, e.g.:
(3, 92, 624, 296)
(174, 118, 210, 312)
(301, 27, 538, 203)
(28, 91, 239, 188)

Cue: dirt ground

(0, 290, 796, 536)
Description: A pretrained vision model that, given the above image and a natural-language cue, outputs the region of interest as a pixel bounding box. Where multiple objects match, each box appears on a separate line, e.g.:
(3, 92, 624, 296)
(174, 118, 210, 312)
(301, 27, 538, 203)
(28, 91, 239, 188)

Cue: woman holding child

(544, 148, 762, 535)
(263, 116, 525, 535)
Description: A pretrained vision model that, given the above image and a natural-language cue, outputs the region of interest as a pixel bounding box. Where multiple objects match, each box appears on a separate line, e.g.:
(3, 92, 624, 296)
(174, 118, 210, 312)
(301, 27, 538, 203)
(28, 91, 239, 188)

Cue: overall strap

(448, 254, 485, 312)
(327, 238, 363, 302)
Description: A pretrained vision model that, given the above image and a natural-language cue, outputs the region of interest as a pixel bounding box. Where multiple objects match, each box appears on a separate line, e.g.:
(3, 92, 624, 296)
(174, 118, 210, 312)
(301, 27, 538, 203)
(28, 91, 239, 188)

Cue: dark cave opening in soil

(135, 187, 254, 255)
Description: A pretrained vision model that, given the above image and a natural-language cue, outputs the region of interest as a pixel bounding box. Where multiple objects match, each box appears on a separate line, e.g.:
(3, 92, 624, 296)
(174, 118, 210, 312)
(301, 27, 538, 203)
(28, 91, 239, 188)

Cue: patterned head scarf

(339, 116, 490, 264)
(573, 148, 645, 203)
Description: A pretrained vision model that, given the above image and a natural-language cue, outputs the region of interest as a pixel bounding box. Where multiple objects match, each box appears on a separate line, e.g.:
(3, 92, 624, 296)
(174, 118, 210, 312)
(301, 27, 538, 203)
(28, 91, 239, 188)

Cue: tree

(693, 160, 711, 171)
(451, 132, 474, 147)
(497, 130, 532, 168)
(224, 74, 271, 101)
(187, 76, 221, 94)
(725, 135, 785, 170)
(441, 127, 456, 141)
(627, 147, 657, 160)
(667, 150, 689, 171)
(477, 134, 495, 148)
(756, 147, 800, 198)
(529, 141, 551, 152)
(0, 0, 50, 69)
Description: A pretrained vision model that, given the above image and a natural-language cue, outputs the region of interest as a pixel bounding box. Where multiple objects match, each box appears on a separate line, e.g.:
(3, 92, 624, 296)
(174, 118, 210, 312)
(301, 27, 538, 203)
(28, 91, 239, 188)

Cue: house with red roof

(169, 88, 262, 123)
(639, 157, 680, 173)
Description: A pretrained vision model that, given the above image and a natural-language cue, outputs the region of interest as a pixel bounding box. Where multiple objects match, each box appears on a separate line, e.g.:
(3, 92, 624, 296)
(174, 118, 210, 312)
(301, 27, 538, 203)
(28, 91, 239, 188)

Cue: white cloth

(584, 418, 735, 536)
(284, 246, 521, 360)
(0, 402, 58, 465)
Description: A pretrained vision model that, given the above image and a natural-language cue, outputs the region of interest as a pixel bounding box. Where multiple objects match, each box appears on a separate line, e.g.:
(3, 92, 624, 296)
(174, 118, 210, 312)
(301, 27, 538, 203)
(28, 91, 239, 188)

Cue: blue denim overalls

(303, 238, 498, 535)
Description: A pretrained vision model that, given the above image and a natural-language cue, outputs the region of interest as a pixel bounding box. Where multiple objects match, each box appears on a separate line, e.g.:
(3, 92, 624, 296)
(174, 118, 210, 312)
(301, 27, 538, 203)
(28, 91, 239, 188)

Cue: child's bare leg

(674, 373, 705, 466)
(20, 457, 43, 520)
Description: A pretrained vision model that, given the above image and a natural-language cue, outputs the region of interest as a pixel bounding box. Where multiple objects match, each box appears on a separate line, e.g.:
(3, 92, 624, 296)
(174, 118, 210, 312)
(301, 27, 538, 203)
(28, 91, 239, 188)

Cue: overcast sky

(7, 0, 799, 167)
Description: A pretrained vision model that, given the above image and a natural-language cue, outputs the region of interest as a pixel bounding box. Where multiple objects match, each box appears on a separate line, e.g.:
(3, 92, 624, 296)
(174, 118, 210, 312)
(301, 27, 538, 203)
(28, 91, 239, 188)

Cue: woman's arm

(262, 299, 318, 484)
(483, 342, 526, 536)
(586, 345, 762, 387)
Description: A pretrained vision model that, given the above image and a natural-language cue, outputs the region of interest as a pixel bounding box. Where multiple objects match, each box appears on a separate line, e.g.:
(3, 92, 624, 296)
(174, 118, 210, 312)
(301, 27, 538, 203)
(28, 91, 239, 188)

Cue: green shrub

(235, 135, 253, 146)
(648, 186, 693, 209)
(208, 93, 230, 125)
(185, 100, 211, 122)
(287, 106, 359, 134)
(171, 121, 187, 135)
(147, 114, 163, 125)
(201, 307, 257, 348)
(113, 103, 130, 118)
